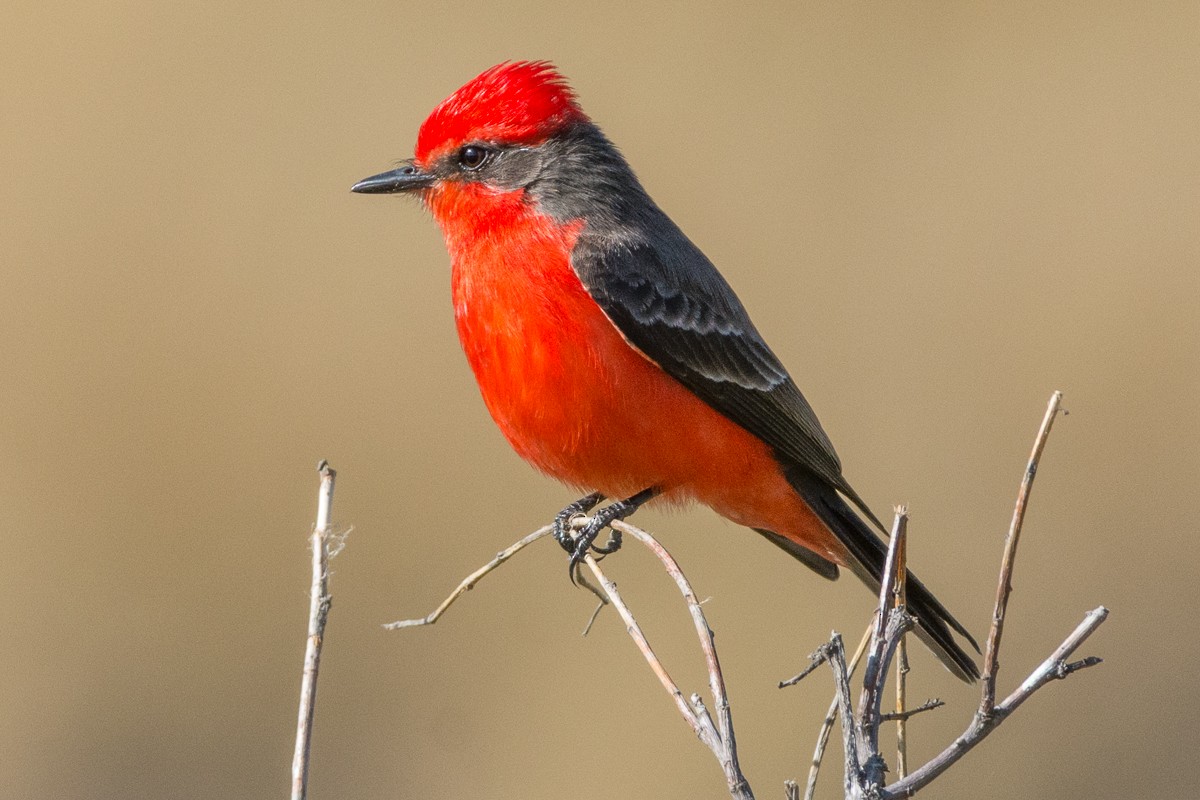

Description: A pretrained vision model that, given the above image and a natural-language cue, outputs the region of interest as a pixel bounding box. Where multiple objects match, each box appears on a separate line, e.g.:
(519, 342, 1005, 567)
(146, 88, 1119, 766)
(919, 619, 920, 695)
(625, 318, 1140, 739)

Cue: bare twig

(801, 625, 872, 800)
(822, 635, 861, 800)
(857, 510, 912, 789)
(884, 607, 1107, 798)
(588, 520, 754, 800)
(386, 516, 752, 798)
(786, 391, 1106, 799)
(386, 525, 609, 630)
(892, 507, 911, 778)
(826, 393, 1107, 797)
(779, 650, 835, 688)
(880, 698, 943, 723)
(384, 526, 554, 629)
(981, 390, 1064, 713)
(291, 460, 338, 800)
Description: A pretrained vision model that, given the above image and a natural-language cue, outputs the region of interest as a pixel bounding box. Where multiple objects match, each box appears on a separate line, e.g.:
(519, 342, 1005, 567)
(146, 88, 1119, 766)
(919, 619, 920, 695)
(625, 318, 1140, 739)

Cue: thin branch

(591, 520, 754, 800)
(386, 524, 611, 631)
(883, 607, 1107, 798)
(291, 460, 338, 800)
(892, 507, 911, 779)
(981, 390, 1064, 712)
(876, 392, 1107, 797)
(788, 392, 1105, 799)
(996, 607, 1107, 713)
(801, 625, 873, 800)
(383, 526, 554, 629)
(382, 515, 750, 797)
(880, 698, 943, 723)
(779, 650, 835, 688)
(822, 635, 861, 800)
(857, 510, 912, 789)
(579, 549, 706, 737)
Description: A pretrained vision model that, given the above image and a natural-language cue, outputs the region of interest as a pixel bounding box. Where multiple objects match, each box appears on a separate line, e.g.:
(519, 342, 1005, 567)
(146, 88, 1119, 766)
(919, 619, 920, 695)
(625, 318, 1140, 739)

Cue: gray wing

(569, 230, 881, 529)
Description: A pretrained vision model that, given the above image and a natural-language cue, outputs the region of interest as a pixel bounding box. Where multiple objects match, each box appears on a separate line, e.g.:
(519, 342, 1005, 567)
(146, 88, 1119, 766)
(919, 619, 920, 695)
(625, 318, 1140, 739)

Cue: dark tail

(779, 467, 981, 682)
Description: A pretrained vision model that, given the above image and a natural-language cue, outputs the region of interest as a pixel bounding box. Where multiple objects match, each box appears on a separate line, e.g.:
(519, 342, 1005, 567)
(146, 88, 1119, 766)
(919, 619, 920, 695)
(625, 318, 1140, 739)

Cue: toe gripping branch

(553, 488, 659, 582)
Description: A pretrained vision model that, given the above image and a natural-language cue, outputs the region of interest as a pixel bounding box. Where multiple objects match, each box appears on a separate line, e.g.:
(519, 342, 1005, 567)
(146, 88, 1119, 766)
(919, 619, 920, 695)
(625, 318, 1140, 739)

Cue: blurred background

(2, 2, 1196, 798)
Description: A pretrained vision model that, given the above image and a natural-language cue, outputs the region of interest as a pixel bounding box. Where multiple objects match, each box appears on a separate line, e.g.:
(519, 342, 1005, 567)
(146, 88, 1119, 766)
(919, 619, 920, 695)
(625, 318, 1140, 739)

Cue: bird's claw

(565, 515, 623, 585)
(554, 488, 656, 585)
(553, 491, 605, 553)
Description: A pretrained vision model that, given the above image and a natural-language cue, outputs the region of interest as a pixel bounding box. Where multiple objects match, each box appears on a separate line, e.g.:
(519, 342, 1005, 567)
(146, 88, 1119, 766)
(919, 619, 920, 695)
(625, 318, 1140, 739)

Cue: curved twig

(982, 390, 1065, 712)
(883, 607, 1107, 798)
(588, 520, 753, 800)
(384, 526, 555, 629)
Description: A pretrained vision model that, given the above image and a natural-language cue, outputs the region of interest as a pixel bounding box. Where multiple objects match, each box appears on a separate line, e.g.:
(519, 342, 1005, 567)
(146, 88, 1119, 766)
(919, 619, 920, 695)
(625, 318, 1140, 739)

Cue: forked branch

(787, 391, 1106, 799)
(585, 522, 752, 800)
(389, 518, 753, 799)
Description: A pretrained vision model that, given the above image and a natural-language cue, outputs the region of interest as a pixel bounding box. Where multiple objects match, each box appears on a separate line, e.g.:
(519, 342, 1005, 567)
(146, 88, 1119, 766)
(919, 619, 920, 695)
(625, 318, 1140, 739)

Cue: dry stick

(387, 518, 752, 799)
(892, 507, 911, 779)
(857, 510, 911, 789)
(877, 391, 1108, 798)
(981, 390, 1063, 713)
(883, 606, 1107, 799)
(823, 635, 861, 800)
(779, 652, 836, 689)
(291, 461, 337, 800)
(880, 698, 943, 723)
(591, 520, 754, 800)
(384, 526, 553, 629)
(802, 625, 873, 800)
(383, 525, 609, 630)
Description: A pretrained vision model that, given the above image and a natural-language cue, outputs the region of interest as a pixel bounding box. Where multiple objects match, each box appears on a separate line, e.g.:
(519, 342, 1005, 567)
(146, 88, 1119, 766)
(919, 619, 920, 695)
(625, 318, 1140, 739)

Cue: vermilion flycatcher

(354, 62, 978, 680)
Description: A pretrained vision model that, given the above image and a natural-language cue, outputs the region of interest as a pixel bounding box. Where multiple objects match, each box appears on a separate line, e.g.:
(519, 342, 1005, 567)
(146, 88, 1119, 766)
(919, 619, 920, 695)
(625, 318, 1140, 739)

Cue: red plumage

(416, 61, 586, 166)
(354, 61, 980, 681)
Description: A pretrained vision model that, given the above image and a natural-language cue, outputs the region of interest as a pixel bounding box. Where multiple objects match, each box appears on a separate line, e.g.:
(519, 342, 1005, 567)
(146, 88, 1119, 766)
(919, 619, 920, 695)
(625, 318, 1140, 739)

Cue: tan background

(3, 2, 1197, 798)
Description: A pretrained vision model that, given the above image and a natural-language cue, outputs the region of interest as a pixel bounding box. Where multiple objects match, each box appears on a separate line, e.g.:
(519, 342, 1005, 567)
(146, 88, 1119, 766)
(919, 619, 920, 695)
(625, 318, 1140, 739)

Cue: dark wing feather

(569, 227, 980, 681)
(571, 234, 881, 529)
(570, 238, 831, 473)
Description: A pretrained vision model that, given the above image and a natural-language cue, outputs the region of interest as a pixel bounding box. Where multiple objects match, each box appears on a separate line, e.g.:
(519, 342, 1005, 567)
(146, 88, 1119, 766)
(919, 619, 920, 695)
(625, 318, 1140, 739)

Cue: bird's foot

(553, 491, 605, 552)
(563, 487, 659, 584)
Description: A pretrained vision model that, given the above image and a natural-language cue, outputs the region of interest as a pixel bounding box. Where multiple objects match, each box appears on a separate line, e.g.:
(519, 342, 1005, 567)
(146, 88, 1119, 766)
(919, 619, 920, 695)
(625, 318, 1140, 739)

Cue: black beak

(351, 161, 436, 194)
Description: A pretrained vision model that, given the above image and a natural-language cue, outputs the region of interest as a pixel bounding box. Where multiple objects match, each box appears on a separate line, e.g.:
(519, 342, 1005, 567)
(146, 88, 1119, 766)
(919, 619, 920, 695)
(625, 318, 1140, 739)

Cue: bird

(352, 61, 979, 680)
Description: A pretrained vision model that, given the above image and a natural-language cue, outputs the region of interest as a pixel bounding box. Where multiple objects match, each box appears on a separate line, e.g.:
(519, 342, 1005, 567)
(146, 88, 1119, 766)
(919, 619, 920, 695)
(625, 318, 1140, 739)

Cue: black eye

(458, 145, 490, 170)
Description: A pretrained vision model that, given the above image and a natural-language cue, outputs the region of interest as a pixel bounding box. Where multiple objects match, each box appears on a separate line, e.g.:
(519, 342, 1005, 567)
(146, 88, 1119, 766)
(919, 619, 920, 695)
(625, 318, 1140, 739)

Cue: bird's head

(352, 62, 604, 229)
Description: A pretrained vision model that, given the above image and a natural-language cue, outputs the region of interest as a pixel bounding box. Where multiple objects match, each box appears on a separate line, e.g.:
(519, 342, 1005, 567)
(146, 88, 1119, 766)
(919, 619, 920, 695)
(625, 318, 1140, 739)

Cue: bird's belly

(452, 249, 653, 492)
(453, 248, 766, 494)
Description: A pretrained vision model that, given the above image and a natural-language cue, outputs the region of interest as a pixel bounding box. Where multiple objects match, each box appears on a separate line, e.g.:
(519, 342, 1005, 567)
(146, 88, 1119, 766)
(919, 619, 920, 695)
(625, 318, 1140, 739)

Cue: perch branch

(384, 515, 751, 798)
(291, 460, 338, 800)
(586, 520, 754, 800)
(385, 526, 554, 629)
(880, 698, 944, 723)
(825, 635, 861, 800)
